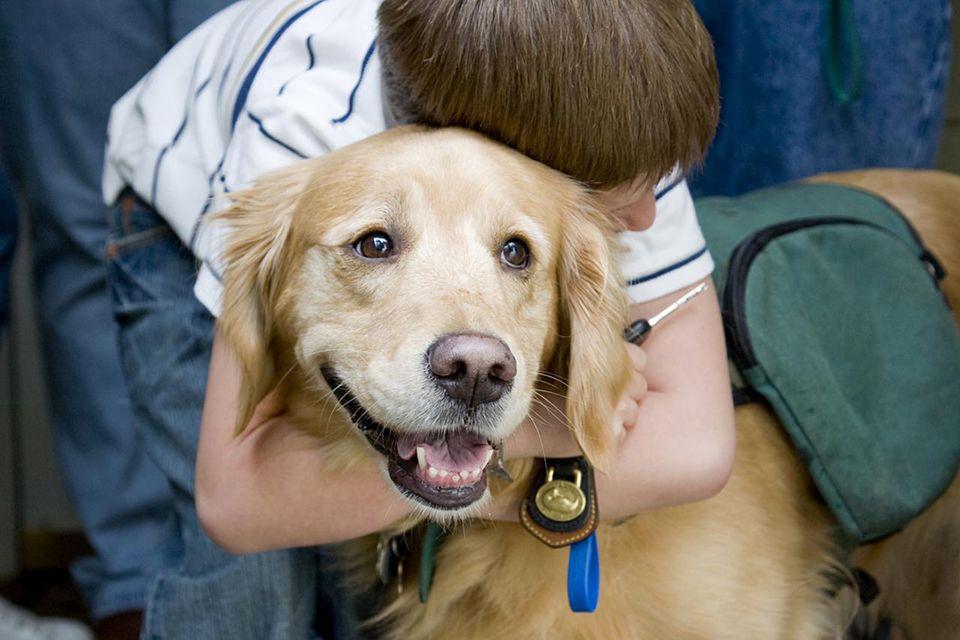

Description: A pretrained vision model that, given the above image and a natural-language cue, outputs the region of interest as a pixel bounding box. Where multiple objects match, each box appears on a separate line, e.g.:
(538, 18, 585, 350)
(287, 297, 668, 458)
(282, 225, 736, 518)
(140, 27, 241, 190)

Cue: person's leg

(1, 154, 99, 640)
(0, 0, 232, 624)
(690, 0, 952, 197)
(106, 194, 319, 639)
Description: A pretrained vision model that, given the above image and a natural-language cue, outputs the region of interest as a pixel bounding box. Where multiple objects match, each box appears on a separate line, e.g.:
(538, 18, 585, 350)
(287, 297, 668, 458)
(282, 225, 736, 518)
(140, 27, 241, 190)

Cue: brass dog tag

(535, 468, 586, 522)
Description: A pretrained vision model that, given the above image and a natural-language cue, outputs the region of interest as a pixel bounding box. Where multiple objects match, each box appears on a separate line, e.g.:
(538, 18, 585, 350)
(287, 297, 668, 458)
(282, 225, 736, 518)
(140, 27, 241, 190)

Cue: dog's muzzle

(321, 367, 497, 511)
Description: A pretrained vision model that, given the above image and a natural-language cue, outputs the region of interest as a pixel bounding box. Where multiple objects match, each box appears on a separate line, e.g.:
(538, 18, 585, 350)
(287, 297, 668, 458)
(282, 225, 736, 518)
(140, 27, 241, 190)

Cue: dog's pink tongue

(397, 431, 492, 471)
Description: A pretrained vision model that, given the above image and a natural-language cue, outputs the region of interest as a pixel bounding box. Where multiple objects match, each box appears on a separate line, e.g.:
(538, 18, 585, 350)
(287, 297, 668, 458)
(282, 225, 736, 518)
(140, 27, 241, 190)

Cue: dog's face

(219, 127, 628, 518)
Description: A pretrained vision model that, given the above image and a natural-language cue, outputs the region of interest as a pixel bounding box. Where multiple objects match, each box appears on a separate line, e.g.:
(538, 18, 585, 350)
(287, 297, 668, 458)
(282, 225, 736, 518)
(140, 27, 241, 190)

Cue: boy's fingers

(617, 397, 641, 430)
(626, 370, 647, 402)
(625, 342, 647, 371)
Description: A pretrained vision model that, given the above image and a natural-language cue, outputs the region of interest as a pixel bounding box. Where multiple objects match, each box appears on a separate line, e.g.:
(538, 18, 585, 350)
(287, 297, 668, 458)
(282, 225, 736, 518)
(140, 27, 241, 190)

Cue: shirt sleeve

(195, 261, 224, 318)
(617, 177, 714, 303)
(193, 2, 385, 317)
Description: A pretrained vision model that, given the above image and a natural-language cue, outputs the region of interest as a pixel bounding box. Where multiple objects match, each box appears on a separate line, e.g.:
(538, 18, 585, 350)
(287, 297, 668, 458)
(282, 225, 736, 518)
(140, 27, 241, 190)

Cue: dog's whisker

(532, 388, 569, 401)
(275, 362, 299, 389)
(536, 371, 570, 390)
(530, 393, 568, 425)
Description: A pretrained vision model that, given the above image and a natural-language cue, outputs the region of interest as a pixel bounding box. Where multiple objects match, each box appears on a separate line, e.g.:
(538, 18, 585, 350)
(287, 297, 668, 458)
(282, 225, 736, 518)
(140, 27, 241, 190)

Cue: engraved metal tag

(535, 468, 586, 522)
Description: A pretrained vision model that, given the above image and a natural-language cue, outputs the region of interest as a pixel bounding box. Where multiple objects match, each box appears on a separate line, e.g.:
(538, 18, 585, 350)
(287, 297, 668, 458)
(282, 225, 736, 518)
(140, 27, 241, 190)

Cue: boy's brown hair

(378, 0, 719, 189)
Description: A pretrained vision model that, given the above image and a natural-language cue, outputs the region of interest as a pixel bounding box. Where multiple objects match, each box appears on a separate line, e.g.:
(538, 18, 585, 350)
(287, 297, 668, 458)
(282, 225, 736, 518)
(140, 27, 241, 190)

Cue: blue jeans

(690, 0, 952, 196)
(106, 194, 322, 639)
(0, 0, 234, 621)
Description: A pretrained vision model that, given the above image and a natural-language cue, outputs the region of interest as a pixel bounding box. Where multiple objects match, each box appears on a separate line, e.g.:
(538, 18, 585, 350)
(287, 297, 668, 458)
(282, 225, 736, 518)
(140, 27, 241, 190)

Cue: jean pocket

(106, 191, 198, 314)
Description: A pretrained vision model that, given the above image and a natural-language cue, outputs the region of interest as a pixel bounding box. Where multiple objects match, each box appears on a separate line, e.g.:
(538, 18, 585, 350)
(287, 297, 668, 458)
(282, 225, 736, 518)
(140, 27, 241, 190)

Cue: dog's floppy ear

(216, 163, 312, 434)
(557, 201, 630, 472)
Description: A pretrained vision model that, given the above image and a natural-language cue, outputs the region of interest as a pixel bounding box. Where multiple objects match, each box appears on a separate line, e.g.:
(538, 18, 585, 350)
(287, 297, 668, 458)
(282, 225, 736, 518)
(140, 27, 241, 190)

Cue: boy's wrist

(504, 418, 582, 460)
(503, 423, 537, 459)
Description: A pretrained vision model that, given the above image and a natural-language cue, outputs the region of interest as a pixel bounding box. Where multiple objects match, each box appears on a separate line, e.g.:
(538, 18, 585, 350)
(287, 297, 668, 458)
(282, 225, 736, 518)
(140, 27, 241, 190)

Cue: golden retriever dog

(217, 126, 960, 639)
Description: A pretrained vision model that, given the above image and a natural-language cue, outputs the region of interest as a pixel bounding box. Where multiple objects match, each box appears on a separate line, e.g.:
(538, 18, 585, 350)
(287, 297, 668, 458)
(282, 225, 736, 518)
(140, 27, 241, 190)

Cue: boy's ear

(557, 200, 630, 472)
(216, 164, 311, 434)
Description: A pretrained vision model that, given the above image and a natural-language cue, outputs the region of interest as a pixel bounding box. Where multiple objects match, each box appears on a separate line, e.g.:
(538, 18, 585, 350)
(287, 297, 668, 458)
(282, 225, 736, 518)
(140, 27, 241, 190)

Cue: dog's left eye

(354, 231, 394, 260)
(501, 238, 530, 269)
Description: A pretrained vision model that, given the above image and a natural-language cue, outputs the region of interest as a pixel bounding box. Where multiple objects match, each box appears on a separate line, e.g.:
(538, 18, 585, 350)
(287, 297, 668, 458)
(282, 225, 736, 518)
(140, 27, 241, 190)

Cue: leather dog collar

(520, 457, 598, 548)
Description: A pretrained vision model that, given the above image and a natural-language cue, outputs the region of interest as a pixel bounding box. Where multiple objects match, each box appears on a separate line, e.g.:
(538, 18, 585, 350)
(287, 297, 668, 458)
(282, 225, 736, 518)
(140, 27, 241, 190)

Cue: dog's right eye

(354, 231, 394, 260)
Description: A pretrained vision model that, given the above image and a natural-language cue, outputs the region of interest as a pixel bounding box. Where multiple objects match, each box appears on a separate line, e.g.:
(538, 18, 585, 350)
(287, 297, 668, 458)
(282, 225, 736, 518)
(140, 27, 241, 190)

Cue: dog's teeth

(439, 469, 448, 478)
(427, 466, 438, 478)
(472, 468, 482, 479)
(451, 473, 461, 483)
(482, 449, 494, 467)
(416, 446, 427, 470)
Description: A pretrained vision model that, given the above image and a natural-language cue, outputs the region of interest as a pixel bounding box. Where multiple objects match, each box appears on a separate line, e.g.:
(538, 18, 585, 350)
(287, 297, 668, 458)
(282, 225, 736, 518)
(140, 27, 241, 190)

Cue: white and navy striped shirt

(103, 0, 713, 316)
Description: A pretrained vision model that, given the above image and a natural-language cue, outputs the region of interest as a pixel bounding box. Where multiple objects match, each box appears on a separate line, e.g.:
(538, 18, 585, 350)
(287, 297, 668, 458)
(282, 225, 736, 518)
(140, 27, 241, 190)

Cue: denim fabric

(0, 165, 15, 326)
(0, 0, 234, 622)
(690, 0, 952, 197)
(106, 197, 322, 639)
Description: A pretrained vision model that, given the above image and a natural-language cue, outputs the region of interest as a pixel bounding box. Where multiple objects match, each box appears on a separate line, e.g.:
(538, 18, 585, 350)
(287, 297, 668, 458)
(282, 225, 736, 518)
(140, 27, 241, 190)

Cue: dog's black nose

(427, 333, 517, 406)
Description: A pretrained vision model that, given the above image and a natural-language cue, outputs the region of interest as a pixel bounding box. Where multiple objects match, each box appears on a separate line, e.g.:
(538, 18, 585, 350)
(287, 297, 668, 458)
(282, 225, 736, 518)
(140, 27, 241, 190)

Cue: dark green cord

(418, 522, 444, 603)
(823, 0, 864, 105)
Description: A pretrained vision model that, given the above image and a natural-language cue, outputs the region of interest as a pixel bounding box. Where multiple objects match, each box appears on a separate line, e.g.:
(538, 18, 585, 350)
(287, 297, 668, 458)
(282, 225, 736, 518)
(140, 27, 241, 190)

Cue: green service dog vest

(697, 182, 960, 544)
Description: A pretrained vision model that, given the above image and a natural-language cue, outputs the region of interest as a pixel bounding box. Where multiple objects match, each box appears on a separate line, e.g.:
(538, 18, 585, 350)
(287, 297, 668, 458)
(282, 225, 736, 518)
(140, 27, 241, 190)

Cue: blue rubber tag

(567, 533, 600, 612)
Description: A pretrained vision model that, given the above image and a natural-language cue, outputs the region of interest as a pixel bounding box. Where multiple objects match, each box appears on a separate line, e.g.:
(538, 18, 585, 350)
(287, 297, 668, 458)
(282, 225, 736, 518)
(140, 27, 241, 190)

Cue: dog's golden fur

(218, 128, 960, 639)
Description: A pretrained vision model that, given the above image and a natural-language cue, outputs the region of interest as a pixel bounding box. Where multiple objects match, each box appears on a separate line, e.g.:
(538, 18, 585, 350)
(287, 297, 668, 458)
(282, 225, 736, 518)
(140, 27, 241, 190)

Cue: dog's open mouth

(392, 430, 494, 509)
(322, 368, 495, 510)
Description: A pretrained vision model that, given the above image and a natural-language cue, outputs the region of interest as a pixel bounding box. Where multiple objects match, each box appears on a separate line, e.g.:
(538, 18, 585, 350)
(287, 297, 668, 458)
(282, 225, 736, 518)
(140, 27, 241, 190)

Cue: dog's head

(218, 127, 628, 517)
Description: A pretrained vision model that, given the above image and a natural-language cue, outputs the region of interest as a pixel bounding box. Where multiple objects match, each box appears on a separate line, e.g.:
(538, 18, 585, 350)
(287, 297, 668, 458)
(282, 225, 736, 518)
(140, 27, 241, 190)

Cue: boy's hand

(505, 342, 648, 460)
(616, 342, 648, 432)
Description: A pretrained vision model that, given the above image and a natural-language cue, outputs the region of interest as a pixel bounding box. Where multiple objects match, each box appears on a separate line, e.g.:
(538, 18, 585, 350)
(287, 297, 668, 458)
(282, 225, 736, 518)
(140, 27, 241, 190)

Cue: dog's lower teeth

(421, 464, 484, 485)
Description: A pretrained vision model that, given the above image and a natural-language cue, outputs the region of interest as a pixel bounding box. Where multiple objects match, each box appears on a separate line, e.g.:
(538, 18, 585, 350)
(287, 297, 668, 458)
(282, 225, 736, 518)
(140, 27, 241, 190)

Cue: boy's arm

(486, 279, 736, 522)
(196, 332, 415, 552)
(604, 280, 735, 517)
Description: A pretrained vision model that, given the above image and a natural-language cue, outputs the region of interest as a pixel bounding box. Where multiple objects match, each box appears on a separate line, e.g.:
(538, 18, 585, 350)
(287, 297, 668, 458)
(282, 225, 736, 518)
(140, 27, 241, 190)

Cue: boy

(104, 0, 734, 637)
